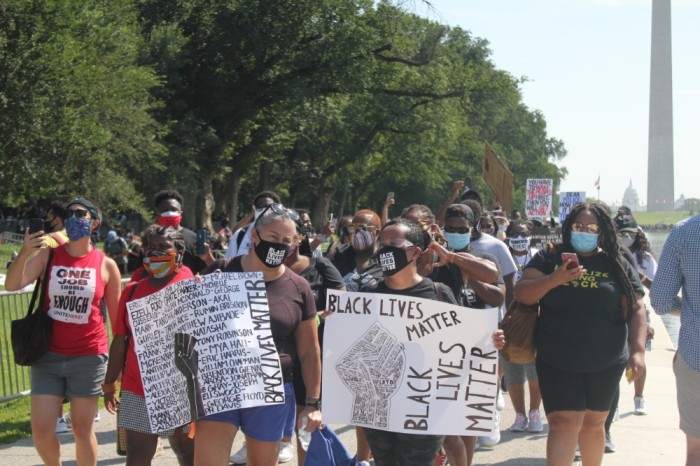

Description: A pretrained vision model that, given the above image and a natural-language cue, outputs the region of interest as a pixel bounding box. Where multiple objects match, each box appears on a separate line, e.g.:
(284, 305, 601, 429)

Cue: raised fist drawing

(174, 332, 205, 421)
(335, 322, 405, 427)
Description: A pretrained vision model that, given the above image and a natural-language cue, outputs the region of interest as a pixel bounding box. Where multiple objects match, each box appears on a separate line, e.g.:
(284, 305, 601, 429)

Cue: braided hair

(562, 202, 636, 319)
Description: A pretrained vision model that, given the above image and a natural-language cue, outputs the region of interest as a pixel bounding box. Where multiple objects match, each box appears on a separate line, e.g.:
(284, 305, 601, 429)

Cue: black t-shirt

(525, 247, 644, 372)
(203, 257, 317, 382)
(180, 226, 207, 274)
(331, 244, 383, 292)
(297, 256, 345, 311)
(431, 248, 504, 309)
(369, 277, 459, 305)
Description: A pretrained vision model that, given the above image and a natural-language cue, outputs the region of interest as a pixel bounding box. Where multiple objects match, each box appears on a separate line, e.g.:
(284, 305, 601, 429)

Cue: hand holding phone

(561, 252, 579, 270)
(28, 218, 44, 235)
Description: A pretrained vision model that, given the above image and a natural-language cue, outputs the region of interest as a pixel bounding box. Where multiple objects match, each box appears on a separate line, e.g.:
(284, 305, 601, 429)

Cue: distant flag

(594, 175, 600, 187)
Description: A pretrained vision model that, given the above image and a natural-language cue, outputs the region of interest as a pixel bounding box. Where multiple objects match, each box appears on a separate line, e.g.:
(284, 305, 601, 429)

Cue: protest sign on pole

(525, 179, 554, 219)
(558, 191, 587, 223)
(322, 290, 499, 436)
(482, 142, 514, 213)
(127, 272, 283, 433)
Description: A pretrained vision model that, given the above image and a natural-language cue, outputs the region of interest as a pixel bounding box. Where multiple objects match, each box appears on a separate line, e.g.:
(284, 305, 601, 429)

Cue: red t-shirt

(113, 268, 194, 397)
(46, 244, 108, 355)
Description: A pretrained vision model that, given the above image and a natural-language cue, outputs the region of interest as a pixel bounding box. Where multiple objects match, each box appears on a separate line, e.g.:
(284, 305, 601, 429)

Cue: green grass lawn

(0, 396, 32, 444)
(632, 210, 692, 226)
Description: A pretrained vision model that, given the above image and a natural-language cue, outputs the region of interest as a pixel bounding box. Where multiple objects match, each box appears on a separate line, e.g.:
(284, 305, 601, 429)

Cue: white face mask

(509, 237, 531, 252)
(619, 236, 634, 248)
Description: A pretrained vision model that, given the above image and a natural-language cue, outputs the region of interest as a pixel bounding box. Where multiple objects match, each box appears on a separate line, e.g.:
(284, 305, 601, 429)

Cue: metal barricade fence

(0, 288, 34, 400)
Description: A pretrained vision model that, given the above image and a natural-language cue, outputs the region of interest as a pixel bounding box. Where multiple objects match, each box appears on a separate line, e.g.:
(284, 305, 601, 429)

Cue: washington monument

(647, 0, 674, 210)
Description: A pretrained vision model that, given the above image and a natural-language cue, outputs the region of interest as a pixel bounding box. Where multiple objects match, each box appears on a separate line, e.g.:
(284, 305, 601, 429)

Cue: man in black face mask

(43, 201, 69, 248)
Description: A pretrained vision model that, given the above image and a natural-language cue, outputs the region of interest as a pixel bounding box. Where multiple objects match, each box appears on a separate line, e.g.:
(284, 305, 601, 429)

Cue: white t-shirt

(224, 226, 254, 258)
(471, 233, 518, 277)
(631, 250, 658, 281)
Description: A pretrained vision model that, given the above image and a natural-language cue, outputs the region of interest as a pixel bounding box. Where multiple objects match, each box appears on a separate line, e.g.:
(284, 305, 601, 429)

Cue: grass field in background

(631, 210, 691, 226)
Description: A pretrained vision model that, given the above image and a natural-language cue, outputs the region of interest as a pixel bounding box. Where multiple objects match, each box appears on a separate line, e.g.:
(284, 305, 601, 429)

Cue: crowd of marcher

(5, 181, 699, 466)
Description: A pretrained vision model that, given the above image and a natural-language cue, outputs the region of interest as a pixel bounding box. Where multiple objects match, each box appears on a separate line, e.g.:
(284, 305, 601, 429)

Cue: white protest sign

(525, 178, 554, 219)
(322, 290, 499, 436)
(127, 272, 284, 433)
(558, 191, 586, 223)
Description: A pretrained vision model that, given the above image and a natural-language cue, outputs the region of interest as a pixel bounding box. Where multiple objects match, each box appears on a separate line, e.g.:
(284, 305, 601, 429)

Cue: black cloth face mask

(254, 233, 289, 268)
(377, 245, 412, 276)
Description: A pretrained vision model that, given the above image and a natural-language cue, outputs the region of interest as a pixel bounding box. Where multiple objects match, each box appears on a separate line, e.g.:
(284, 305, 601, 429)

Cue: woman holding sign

(515, 201, 646, 466)
(5, 197, 121, 466)
(102, 225, 195, 465)
(197, 203, 322, 466)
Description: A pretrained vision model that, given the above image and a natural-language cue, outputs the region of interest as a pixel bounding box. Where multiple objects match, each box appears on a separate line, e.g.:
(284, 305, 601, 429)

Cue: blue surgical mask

(571, 231, 598, 253)
(443, 231, 470, 251)
(65, 217, 92, 241)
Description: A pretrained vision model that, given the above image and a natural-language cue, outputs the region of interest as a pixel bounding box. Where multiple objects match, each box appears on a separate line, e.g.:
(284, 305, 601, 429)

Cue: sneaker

(605, 431, 616, 453)
(634, 396, 648, 415)
(357, 462, 371, 466)
(509, 412, 528, 432)
(574, 445, 581, 461)
(434, 453, 446, 466)
(527, 409, 543, 433)
(479, 411, 501, 448)
(55, 416, 71, 434)
(496, 390, 505, 411)
(278, 441, 294, 463)
(94, 411, 100, 422)
(230, 443, 247, 464)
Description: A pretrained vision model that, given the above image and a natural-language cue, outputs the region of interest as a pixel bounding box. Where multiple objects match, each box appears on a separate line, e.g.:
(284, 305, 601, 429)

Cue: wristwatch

(305, 397, 322, 410)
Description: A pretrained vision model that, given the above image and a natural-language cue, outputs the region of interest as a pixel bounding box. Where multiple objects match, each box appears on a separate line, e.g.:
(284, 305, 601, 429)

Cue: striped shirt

(650, 215, 700, 372)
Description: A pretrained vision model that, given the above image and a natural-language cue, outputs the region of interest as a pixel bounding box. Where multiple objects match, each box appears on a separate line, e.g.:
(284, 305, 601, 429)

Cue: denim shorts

(201, 382, 294, 442)
(31, 351, 107, 398)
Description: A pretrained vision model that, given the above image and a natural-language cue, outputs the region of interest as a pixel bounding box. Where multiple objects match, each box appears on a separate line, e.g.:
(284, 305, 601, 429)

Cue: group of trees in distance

(1, 0, 567, 230)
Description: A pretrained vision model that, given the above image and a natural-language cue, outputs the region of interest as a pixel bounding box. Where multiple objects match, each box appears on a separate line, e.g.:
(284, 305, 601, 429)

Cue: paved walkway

(0, 309, 685, 465)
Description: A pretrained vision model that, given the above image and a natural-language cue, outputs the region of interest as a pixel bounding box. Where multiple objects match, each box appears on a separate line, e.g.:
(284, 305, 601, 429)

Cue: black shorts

(536, 356, 625, 414)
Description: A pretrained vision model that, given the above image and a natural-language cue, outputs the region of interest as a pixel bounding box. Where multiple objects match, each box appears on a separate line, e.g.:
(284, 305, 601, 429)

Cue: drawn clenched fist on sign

(335, 322, 405, 427)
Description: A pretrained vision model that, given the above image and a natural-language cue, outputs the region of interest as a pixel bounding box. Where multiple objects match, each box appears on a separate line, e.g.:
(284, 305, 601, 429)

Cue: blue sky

(416, 0, 700, 208)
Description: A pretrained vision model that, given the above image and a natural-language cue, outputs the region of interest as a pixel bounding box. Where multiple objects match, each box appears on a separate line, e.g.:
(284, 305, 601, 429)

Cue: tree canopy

(0, 0, 566, 228)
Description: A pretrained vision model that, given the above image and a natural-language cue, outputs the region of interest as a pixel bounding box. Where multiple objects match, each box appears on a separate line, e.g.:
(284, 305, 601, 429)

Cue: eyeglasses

(571, 222, 600, 234)
(64, 208, 91, 220)
(256, 203, 300, 222)
(444, 226, 471, 234)
(347, 223, 377, 234)
(378, 238, 415, 248)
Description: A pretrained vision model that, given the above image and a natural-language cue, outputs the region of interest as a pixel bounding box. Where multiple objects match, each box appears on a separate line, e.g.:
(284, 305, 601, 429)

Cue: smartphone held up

(28, 218, 44, 235)
(561, 252, 579, 270)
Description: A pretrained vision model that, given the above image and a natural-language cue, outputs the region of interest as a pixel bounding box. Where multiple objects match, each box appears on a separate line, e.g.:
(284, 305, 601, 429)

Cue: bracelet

(101, 382, 118, 394)
(305, 398, 322, 410)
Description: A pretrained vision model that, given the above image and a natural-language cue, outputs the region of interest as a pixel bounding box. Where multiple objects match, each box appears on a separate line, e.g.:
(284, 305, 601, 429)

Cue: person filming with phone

(514, 201, 647, 466)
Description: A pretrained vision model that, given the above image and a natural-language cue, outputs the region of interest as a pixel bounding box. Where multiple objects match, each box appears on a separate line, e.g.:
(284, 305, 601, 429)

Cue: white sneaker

(634, 396, 648, 415)
(230, 443, 247, 464)
(496, 390, 505, 411)
(479, 411, 501, 448)
(94, 411, 100, 422)
(527, 409, 543, 432)
(278, 441, 294, 463)
(509, 412, 528, 432)
(55, 416, 71, 434)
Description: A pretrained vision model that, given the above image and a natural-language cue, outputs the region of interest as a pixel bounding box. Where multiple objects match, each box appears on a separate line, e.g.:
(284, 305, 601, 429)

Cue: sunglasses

(444, 226, 471, 234)
(347, 223, 377, 234)
(256, 203, 300, 222)
(63, 208, 91, 220)
(509, 232, 531, 238)
(378, 238, 415, 248)
(571, 222, 600, 234)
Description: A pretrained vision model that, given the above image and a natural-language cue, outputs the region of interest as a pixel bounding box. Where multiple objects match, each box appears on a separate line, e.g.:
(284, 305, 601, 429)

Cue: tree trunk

(227, 171, 242, 222)
(310, 188, 335, 232)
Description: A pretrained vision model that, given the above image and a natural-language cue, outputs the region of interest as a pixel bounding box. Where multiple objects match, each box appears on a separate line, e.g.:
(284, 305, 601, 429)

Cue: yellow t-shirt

(43, 230, 69, 248)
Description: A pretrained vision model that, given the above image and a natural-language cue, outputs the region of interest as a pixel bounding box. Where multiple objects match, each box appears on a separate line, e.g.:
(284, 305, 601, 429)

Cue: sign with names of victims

(126, 272, 283, 433)
(525, 178, 554, 219)
(323, 290, 499, 436)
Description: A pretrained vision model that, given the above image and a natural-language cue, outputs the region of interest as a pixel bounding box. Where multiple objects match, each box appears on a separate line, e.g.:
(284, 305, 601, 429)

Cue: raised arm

(436, 180, 464, 227)
(5, 230, 50, 291)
